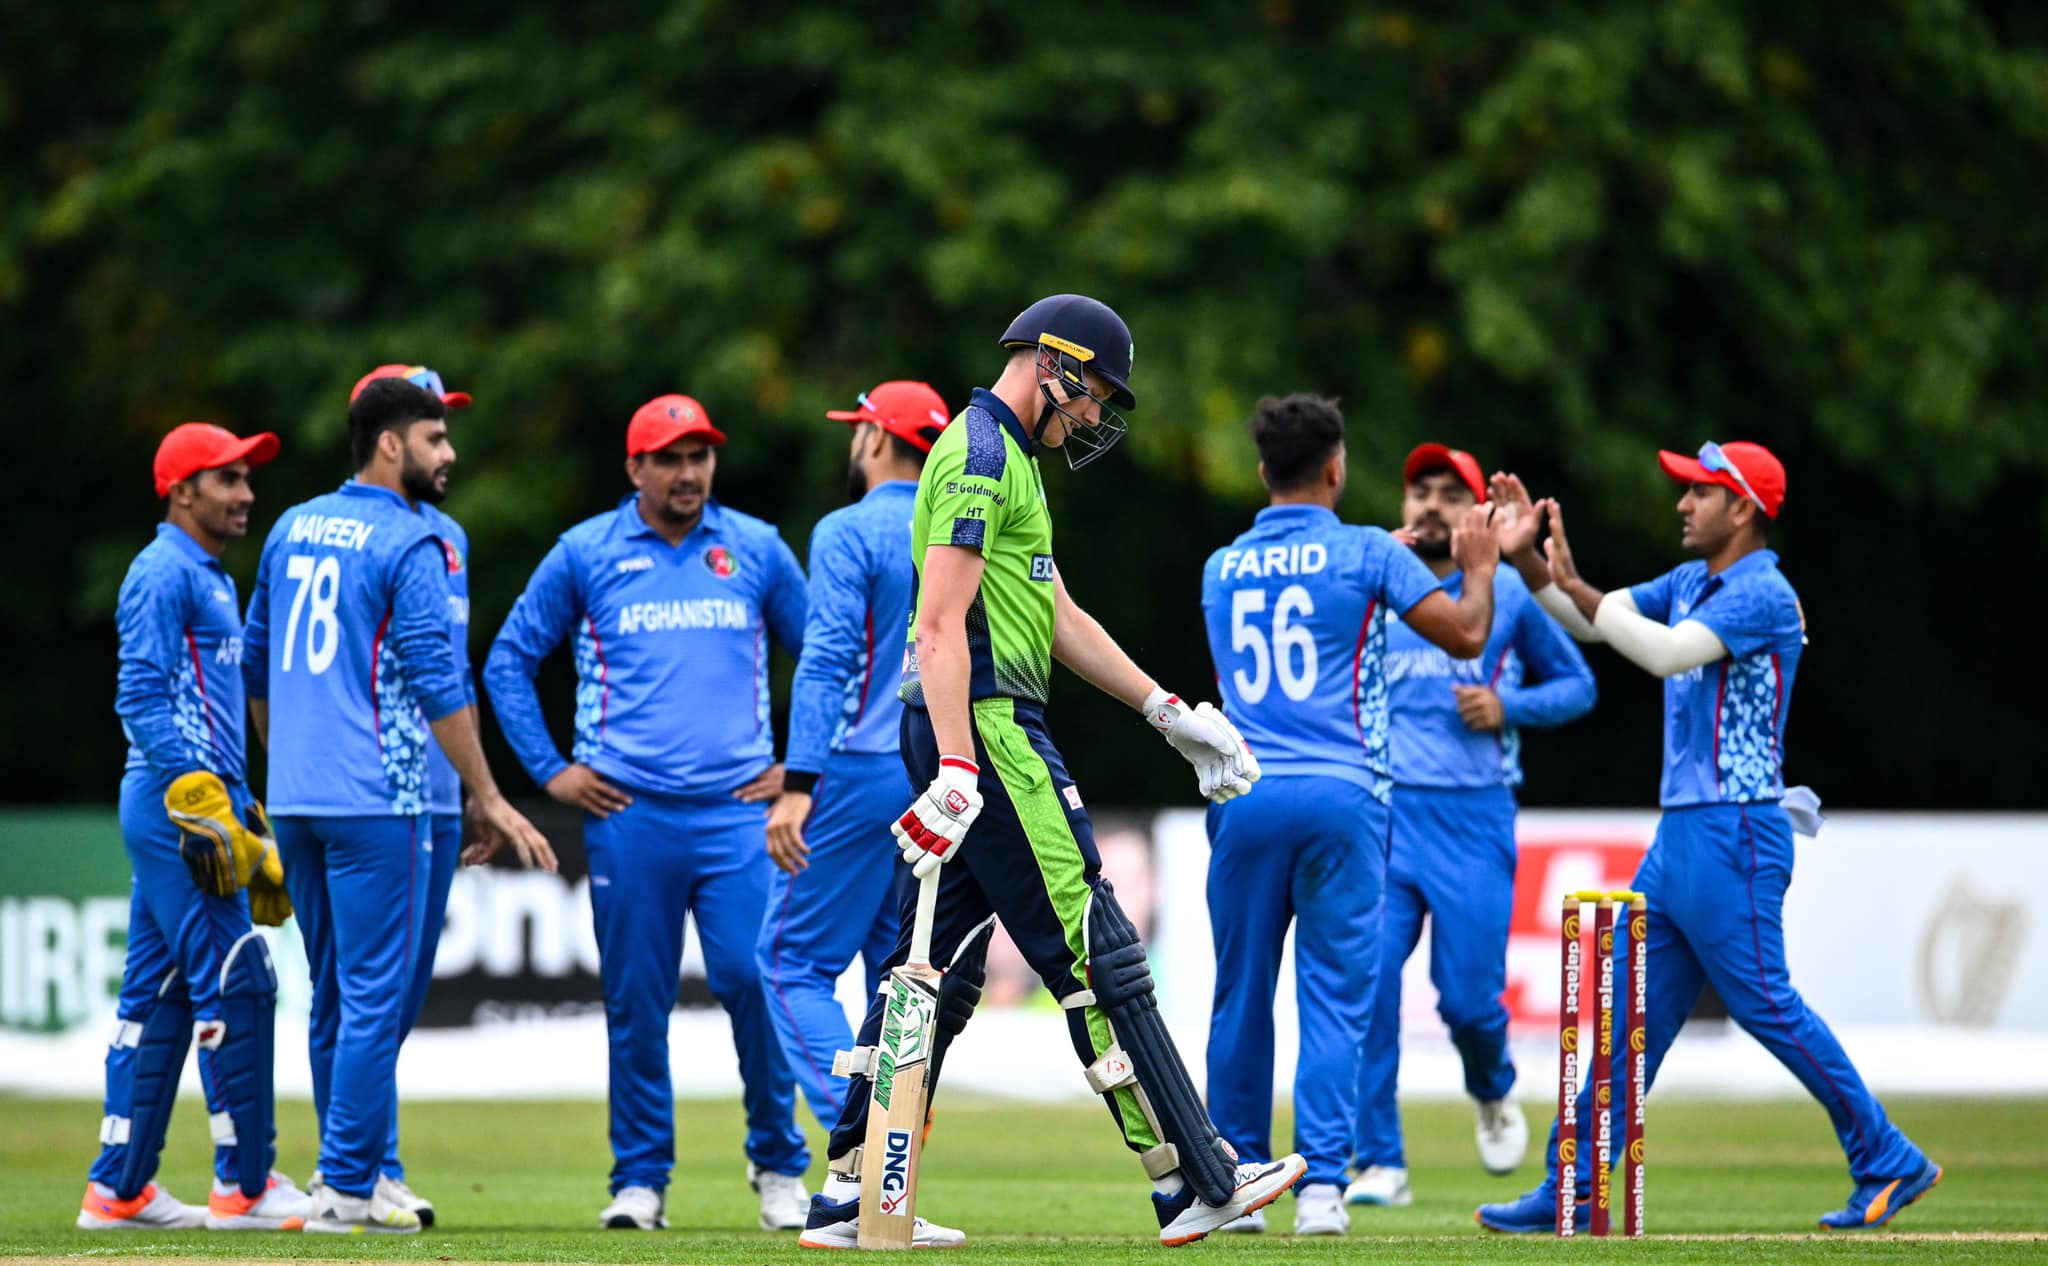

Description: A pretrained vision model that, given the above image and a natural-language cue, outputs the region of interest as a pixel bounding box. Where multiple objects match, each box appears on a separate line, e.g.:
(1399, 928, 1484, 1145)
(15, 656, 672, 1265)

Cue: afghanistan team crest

(703, 545, 738, 578)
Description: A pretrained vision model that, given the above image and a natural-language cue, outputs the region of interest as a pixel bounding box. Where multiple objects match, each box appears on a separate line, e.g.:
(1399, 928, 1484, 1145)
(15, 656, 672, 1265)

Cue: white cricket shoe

(205, 1172, 312, 1229)
(797, 1193, 966, 1249)
(1476, 1095, 1529, 1175)
(77, 1181, 207, 1229)
(376, 1175, 436, 1228)
(1217, 1208, 1266, 1233)
(302, 1183, 421, 1234)
(750, 1162, 808, 1231)
(600, 1185, 667, 1230)
(1155, 1154, 1308, 1247)
(1292, 1182, 1349, 1236)
(1344, 1164, 1412, 1207)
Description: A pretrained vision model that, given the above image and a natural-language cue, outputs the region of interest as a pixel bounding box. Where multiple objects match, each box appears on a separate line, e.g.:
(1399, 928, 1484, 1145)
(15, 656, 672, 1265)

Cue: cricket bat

(857, 869, 942, 1250)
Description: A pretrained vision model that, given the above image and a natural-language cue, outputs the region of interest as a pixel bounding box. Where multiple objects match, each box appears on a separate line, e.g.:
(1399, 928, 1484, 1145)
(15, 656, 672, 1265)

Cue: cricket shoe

(600, 1185, 667, 1230)
(1818, 1159, 1942, 1231)
(205, 1172, 311, 1230)
(76, 1181, 207, 1229)
(1154, 1153, 1308, 1248)
(1292, 1183, 1348, 1236)
(796, 1193, 966, 1249)
(1344, 1164, 1411, 1207)
(1475, 1179, 1586, 1234)
(1475, 1096, 1529, 1175)
(1217, 1208, 1265, 1233)
(302, 1184, 421, 1234)
(376, 1174, 435, 1228)
(750, 1162, 808, 1231)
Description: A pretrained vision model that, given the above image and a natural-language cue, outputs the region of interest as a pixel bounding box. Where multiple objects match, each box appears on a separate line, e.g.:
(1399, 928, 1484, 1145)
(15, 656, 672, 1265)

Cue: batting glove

(894, 756, 984, 878)
(1143, 688, 1262, 803)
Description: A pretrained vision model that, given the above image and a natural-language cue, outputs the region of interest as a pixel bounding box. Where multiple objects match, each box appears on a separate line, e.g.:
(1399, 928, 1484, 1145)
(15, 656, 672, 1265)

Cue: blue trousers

(755, 751, 909, 1130)
(1541, 803, 1926, 1191)
(89, 772, 264, 1196)
(1205, 776, 1389, 1189)
(377, 810, 460, 1180)
(277, 813, 429, 1198)
(1355, 784, 1519, 1169)
(586, 788, 805, 1193)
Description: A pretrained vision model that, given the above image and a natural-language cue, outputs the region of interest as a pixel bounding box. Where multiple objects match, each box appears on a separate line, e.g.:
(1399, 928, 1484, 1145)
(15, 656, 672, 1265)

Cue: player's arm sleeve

(923, 440, 1006, 553)
(1374, 533, 1445, 615)
(387, 538, 468, 723)
(766, 532, 808, 656)
(114, 567, 207, 778)
(240, 540, 274, 701)
(1592, 602, 1727, 678)
(1499, 595, 1598, 728)
(784, 518, 865, 779)
(1532, 583, 1609, 642)
(483, 541, 583, 789)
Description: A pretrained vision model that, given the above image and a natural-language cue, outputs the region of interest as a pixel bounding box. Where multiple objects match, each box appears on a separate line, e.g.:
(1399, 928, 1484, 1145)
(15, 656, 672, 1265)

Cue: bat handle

(908, 867, 940, 968)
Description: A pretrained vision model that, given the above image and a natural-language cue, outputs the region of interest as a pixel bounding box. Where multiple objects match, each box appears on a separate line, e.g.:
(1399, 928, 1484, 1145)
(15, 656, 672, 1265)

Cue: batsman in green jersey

(799, 296, 1307, 1251)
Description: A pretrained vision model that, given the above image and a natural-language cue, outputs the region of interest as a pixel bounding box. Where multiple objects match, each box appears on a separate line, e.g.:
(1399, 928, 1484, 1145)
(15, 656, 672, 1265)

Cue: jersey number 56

(1230, 584, 1318, 704)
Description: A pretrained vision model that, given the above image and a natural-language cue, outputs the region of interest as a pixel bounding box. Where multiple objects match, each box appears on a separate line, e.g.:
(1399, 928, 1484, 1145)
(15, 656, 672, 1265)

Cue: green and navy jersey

(900, 389, 1056, 708)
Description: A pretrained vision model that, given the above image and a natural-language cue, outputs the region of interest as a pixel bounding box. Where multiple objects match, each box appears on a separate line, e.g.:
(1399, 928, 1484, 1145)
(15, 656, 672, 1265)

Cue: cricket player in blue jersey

(342, 364, 483, 1228)
(1349, 444, 1596, 1209)
(758, 380, 950, 1128)
(1477, 444, 1940, 1233)
(484, 393, 812, 1233)
(83, 423, 309, 1232)
(1200, 396, 1506, 1237)
(245, 377, 553, 1235)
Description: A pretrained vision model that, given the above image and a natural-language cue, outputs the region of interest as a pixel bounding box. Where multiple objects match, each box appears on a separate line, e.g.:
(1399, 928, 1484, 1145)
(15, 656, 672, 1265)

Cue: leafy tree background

(6, 0, 2044, 808)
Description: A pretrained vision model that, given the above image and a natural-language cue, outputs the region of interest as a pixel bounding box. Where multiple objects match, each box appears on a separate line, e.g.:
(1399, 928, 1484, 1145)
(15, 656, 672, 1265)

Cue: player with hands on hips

(1477, 447, 1938, 1234)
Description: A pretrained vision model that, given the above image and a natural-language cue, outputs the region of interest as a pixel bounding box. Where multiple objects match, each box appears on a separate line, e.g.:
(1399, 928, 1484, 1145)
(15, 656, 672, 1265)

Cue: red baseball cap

(153, 423, 281, 497)
(1403, 443, 1488, 502)
(825, 381, 953, 453)
(627, 394, 725, 456)
(350, 364, 472, 410)
(1657, 441, 1785, 518)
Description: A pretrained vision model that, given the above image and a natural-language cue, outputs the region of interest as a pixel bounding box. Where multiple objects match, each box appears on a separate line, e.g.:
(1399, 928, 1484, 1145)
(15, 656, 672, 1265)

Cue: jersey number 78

(280, 554, 342, 675)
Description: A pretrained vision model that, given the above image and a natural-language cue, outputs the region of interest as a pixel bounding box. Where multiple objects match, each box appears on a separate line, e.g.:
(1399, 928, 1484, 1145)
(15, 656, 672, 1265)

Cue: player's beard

(402, 455, 450, 504)
(845, 458, 868, 502)
(1409, 515, 1451, 560)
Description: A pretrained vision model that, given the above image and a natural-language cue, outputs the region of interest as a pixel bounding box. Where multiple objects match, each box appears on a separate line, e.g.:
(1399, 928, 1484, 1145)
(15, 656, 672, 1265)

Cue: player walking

(335, 364, 482, 1228)
(1199, 401, 1506, 1237)
(1349, 444, 1595, 1209)
(245, 378, 552, 1234)
(800, 295, 1301, 1251)
(758, 381, 950, 1128)
(484, 394, 812, 1233)
(1476, 445, 1941, 1232)
(81, 423, 309, 1232)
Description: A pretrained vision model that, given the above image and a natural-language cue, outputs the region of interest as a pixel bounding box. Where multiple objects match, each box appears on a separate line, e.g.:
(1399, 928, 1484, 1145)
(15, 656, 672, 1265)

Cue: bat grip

(908, 868, 940, 967)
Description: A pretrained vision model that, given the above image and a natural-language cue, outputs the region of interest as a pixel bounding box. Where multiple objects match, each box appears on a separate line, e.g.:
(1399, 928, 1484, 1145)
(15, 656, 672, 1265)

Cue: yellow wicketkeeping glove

(166, 771, 282, 901)
(240, 799, 292, 927)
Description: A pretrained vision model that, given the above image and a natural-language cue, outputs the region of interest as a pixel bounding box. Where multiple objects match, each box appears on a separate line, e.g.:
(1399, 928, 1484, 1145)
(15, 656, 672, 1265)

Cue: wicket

(1557, 890, 1647, 1237)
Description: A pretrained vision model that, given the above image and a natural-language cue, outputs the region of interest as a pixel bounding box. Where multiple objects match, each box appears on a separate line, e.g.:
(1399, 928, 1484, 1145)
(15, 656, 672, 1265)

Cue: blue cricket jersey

(1387, 566, 1596, 789)
(419, 504, 474, 815)
(484, 496, 807, 797)
(784, 481, 916, 774)
(116, 523, 250, 785)
(243, 481, 469, 816)
(1627, 549, 1805, 807)
(1202, 505, 1443, 801)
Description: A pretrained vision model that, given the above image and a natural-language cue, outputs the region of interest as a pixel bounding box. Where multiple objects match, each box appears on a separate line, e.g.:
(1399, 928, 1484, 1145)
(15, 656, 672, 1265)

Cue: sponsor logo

(944, 480, 1006, 508)
(1029, 553, 1055, 581)
(211, 588, 233, 603)
(878, 1128, 913, 1215)
(1595, 1083, 1611, 1108)
(704, 545, 738, 578)
(1560, 1025, 1578, 1053)
(872, 977, 936, 1111)
(1062, 784, 1083, 810)
(616, 556, 655, 574)
(1628, 1138, 1645, 1164)
(1559, 1137, 1577, 1165)
(943, 789, 971, 815)
(1630, 1027, 1645, 1053)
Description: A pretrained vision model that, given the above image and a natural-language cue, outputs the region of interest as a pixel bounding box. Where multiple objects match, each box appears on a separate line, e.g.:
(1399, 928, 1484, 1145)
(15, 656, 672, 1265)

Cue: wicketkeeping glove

(167, 771, 283, 899)
(1143, 688, 1261, 802)
(241, 800, 292, 927)
(893, 756, 984, 878)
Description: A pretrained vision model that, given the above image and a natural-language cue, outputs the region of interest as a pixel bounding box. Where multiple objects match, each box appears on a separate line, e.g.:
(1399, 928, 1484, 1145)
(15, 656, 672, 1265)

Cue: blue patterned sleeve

(765, 530, 808, 657)
(1693, 574, 1803, 658)
(1628, 568, 1679, 623)
(1500, 589, 1598, 729)
(785, 516, 865, 776)
(387, 538, 467, 723)
(484, 540, 583, 789)
(115, 559, 207, 778)
(1370, 530, 1444, 615)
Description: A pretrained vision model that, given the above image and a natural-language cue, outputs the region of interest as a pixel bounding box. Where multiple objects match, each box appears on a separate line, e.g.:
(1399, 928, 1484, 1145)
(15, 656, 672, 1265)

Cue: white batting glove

(1142, 688, 1261, 803)
(893, 755, 984, 877)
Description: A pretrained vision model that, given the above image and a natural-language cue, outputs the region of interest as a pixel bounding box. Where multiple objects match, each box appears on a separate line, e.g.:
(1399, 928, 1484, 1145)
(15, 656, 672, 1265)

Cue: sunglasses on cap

(403, 367, 450, 396)
(1697, 441, 1765, 512)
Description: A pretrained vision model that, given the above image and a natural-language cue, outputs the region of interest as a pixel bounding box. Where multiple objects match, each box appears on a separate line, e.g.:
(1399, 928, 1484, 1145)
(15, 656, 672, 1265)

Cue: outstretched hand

(1488, 473, 1543, 560)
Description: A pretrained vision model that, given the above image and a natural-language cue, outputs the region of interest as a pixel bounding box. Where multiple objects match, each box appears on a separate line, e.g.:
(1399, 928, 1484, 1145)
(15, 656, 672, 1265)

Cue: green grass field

(2, 1095, 2043, 1263)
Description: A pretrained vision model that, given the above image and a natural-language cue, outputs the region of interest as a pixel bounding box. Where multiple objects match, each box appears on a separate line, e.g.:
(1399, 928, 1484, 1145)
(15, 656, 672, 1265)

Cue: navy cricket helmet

(1000, 294, 1136, 409)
